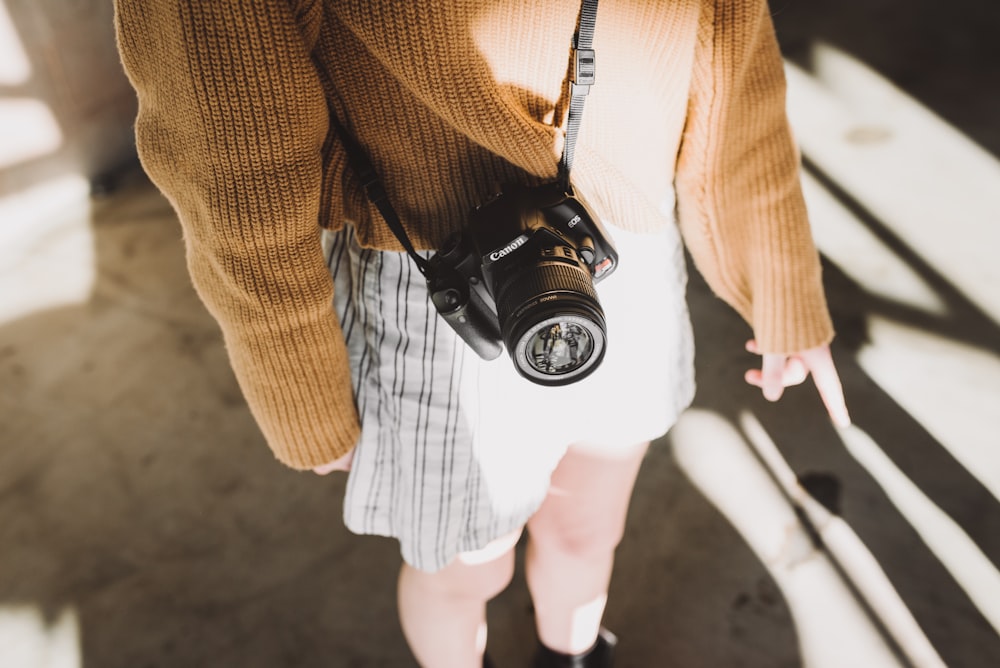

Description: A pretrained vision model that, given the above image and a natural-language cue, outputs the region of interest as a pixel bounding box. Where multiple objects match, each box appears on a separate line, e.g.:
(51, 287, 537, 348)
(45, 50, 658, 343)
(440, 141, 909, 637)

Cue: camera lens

(496, 262, 607, 386)
(520, 313, 599, 375)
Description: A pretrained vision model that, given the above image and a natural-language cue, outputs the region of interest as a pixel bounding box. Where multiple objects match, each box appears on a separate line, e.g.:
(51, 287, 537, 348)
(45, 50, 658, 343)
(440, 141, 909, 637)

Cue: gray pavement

(2, 1, 999, 666)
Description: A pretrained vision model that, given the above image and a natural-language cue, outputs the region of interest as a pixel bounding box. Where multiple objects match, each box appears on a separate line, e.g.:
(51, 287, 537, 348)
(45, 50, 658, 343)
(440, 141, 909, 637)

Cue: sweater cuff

(747, 231, 835, 354)
(225, 318, 361, 470)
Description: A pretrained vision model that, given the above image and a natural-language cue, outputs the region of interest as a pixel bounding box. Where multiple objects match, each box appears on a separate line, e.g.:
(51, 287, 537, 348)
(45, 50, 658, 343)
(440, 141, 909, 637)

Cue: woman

(115, 1, 849, 665)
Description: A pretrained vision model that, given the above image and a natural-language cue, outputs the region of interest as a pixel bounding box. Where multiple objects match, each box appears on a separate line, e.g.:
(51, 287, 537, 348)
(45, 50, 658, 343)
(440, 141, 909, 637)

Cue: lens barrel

(496, 261, 607, 385)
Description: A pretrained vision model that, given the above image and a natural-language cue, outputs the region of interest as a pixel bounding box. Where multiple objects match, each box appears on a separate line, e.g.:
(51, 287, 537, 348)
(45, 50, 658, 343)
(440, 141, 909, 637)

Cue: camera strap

(327, 0, 599, 275)
(558, 0, 598, 191)
(327, 111, 434, 277)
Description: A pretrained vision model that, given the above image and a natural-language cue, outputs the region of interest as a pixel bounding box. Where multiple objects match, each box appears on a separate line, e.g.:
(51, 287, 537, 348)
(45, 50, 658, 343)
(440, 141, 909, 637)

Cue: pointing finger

(802, 347, 851, 427)
(761, 353, 786, 402)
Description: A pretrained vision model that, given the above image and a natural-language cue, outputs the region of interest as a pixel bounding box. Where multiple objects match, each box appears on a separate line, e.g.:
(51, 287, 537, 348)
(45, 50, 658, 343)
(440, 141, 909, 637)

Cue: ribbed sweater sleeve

(114, 0, 360, 469)
(675, 0, 834, 353)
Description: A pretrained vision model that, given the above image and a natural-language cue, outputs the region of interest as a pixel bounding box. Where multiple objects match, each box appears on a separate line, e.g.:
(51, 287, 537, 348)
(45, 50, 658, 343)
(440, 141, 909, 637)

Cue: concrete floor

(2, 1, 999, 666)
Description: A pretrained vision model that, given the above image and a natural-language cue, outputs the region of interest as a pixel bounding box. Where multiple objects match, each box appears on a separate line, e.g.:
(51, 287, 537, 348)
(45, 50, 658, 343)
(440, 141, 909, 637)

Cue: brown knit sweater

(114, 0, 833, 470)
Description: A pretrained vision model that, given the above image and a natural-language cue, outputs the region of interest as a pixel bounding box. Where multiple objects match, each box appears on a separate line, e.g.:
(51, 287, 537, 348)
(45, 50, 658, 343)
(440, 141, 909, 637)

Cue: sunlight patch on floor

(779, 39, 1000, 661)
(857, 316, 1000, 502)
(800, 171, 947, 317)
(0, 605, 82, 668)
(0, 175, 95, 325)
(838, 424, 1000, 633)
(672, 409, 907, 668)
(0, 0, 30, 85)
(786, 42, 1000, 328)
(0, 99, 62, 170)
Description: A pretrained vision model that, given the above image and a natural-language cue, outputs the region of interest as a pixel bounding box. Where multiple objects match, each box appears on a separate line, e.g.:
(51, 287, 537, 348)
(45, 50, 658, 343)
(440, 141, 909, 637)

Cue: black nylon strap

(328, 111, 432, 276)
(558, 0, 599, 190)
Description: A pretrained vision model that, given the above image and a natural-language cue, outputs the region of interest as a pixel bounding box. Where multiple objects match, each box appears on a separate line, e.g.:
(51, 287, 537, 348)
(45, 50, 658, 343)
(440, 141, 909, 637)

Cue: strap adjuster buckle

(571, 48, 596, 95)
(358, 168, 387, 205)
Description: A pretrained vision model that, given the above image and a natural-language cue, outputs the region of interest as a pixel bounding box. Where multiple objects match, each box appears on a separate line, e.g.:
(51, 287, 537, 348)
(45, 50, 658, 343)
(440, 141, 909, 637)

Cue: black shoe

(532, 628, 617, 668)
(483, 652, 496, 668)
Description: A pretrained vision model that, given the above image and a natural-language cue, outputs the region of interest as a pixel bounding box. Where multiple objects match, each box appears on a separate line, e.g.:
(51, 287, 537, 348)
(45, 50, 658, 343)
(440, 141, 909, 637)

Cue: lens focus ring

(495, 262, 600, 327)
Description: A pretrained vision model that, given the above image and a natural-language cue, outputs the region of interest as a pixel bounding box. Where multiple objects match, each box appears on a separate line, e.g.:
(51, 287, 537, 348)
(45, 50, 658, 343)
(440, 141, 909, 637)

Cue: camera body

(428, 181, 618, 386)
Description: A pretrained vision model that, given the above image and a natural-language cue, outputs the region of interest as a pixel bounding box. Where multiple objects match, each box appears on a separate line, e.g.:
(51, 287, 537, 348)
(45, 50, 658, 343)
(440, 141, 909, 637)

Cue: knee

(528, 516, 626, 561)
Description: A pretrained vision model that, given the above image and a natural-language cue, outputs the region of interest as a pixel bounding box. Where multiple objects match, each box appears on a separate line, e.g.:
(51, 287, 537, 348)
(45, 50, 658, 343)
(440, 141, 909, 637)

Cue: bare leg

(397, 529, 521, 668)
(525, 441, 650, 655)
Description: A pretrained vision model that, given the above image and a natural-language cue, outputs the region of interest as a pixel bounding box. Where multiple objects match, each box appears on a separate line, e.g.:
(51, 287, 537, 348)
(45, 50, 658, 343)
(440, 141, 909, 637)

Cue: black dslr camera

(427, 182, 618, 386)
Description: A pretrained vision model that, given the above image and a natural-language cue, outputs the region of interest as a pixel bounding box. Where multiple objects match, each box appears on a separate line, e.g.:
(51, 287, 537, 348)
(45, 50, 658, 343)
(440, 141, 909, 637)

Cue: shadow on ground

(0, 176, 801, 667)
(2, 1, 999, 666)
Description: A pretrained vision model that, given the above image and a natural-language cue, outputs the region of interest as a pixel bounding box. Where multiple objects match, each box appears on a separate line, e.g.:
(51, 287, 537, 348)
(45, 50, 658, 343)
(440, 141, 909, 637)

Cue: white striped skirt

(323, 221, 695, 572)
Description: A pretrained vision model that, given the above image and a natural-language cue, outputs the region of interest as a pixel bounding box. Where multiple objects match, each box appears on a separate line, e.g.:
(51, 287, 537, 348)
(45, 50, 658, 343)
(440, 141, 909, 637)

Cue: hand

(744, 339, 851, 428)
(312, 448, 355, 475)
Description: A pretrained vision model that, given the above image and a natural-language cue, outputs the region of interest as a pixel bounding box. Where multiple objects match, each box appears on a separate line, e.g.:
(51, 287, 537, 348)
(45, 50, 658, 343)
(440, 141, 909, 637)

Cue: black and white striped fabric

(323, 220, 695, 572)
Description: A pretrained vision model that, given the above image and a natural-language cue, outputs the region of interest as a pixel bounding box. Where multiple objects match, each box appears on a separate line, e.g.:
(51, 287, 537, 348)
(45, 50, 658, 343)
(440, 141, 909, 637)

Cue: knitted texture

(114, 0, 834, 469)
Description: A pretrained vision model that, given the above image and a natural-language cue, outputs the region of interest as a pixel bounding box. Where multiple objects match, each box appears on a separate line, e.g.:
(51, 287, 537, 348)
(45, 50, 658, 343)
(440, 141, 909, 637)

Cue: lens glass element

(512, 312, 605, 385)
(525, 320, 594, 375)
